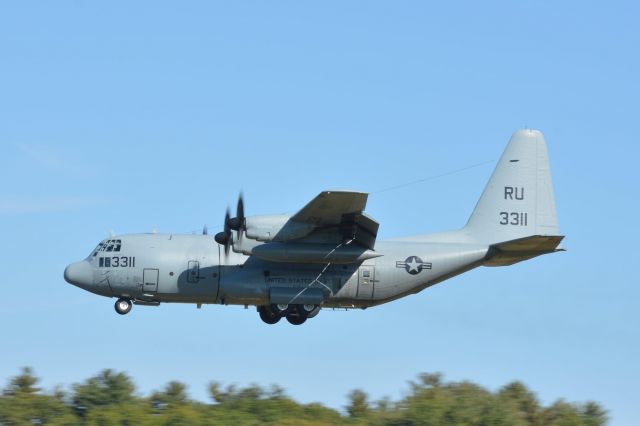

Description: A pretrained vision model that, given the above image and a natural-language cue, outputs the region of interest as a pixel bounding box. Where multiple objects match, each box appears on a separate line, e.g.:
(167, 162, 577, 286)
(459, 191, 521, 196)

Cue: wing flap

(339, 212, 379, 250)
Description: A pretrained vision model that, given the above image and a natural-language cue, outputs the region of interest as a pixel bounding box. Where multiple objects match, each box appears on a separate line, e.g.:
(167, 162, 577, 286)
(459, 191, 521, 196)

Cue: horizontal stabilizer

(484, 235, 564, 266)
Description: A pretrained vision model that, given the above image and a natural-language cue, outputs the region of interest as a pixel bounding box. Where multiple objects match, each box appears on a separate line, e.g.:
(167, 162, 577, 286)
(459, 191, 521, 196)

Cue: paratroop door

(143, 268, 159, 293)
(357, 266, 375, 299)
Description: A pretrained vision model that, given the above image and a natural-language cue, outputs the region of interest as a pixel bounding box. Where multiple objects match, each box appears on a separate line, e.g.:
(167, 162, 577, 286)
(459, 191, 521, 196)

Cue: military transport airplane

(64, 129, 563, 325)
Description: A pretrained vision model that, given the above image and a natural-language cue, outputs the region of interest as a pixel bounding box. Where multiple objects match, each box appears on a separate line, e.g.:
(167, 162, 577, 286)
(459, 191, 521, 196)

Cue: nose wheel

(114, 298, 132, 315)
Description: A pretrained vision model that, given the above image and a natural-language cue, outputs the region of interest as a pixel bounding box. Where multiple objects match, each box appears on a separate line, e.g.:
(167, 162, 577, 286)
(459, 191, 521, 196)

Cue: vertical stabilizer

(464, 129, 560, 243)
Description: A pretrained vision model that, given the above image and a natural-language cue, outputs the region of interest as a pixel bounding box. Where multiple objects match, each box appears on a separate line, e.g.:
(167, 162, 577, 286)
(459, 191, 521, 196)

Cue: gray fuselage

(65, 232, 489, 309)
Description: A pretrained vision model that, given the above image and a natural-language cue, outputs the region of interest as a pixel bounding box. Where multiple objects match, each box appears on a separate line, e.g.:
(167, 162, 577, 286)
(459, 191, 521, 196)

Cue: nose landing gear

(114, 298, 132, 315)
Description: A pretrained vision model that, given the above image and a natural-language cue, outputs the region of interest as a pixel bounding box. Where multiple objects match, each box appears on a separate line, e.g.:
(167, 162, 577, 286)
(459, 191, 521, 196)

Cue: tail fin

(464, 129, 561, 243)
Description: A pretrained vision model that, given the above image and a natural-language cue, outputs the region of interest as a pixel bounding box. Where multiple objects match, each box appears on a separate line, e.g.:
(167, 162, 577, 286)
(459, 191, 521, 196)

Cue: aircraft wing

(234, 191, 381, 262)
(291, 191, 367, 226)
(287, 191, 379, 250)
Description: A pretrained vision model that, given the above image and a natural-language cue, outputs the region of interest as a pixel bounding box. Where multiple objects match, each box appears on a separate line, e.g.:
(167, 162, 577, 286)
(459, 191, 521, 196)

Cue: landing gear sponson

(258, 304, 320, 325)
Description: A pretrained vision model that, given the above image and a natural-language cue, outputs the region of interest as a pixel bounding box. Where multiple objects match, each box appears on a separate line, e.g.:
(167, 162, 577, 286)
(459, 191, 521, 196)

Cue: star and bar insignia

(396, 256, 432, 275)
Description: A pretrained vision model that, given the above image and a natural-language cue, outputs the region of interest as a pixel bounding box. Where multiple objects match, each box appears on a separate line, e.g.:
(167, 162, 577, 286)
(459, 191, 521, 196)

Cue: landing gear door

(143, 268, 159, 293)
(357, 266, 375, 299)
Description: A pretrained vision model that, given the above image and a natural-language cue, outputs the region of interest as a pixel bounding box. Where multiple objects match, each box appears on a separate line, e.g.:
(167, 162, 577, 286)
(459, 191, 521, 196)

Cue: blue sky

(1, 1, 638, 424)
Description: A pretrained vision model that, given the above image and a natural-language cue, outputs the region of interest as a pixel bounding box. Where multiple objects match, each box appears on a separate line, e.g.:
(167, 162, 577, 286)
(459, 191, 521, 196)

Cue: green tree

(3, 366, 40, 396)
(413, 372, 443, 389)
(498, 381, 542, 425)
(543, 400, 585, 426)
(151, 380, 189, 407)
(72, 369, 136, 416)
(146, 382, 203, 426)
(346, 389, 370, 418)
(85, 402, 152, 426)
(0, 368, 75, 426)
(0, 368, 610, 426)
(582, 401, 608, 426)
(207, 381, 231, 403)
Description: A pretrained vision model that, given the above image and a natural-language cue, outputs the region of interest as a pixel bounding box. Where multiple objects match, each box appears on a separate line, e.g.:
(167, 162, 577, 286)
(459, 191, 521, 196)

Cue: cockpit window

(92, 239, 122, 256)
(92, 242, 105, 256)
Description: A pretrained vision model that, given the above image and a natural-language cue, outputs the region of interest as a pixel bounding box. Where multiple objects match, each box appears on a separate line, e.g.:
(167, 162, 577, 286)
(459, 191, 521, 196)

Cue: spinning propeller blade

(215, 193, 245, 255)
(228, 193, 246, 241)
(214, 208, 233, 256)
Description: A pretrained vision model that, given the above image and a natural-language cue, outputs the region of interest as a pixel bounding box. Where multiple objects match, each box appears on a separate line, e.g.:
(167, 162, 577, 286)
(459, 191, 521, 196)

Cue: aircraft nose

(64, 261, 93, 288)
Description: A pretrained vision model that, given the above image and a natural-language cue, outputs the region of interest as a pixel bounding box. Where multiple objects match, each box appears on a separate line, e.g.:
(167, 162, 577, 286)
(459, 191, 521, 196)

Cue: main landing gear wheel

(285, 304, 316, 325)
(114, 298, 132, 315)
(306, 305, 321, 319)
(270, 303, 292, 316)
(258, 306, 281, 324)
(286, 313, 307, 325)
(257, 304, 320, 325)
(297, 304, 318, 318)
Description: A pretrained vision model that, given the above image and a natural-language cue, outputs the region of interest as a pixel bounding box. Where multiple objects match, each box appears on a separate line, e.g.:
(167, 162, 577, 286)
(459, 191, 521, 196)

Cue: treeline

(0, 367, 606, 425)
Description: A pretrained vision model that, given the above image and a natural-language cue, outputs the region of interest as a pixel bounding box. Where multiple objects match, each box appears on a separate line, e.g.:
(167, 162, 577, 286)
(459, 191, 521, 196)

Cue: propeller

(214, 209, 233, 255)
(227, 193, 246, 240)
(214, 193, 246, 256)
